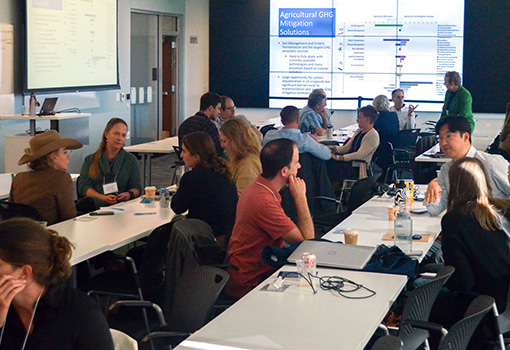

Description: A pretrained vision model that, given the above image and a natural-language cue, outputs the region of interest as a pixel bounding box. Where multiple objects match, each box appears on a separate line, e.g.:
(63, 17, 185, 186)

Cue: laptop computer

(287, 240, 376, 270)
(38, 97, 58, 116)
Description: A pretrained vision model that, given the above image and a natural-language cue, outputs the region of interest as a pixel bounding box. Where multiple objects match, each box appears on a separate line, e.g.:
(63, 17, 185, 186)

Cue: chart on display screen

(269, 0, 464, 110)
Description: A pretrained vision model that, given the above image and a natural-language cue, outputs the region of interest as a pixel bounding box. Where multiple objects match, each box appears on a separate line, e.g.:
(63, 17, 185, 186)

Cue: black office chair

(384, 129, 421, 183)
(0, 202, 42, 221)
(401, 295, 495, 350)
(259, 123, 277, 136)
(371, 335, 403, 350)
(109, 266, 229, 349)
(492, 285, 510, 350)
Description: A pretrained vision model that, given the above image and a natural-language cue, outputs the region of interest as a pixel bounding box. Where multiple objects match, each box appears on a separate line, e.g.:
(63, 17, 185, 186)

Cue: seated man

(214, 95, 263, 141)
(327, 105, 380, 182)
(299, 88, 331, 136)
(425, 116, 510, 216)
(263, 105, 331, 160)
(226, 139, 314, 298)
(389, 88, 416, 130)
(178, 92, 223, 155)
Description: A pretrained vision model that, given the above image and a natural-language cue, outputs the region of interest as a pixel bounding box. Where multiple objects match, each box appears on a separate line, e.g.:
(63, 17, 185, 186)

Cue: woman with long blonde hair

(219, 119, 262, 195)
(78, 118, 142, 211)
(437, 157, 510, 331)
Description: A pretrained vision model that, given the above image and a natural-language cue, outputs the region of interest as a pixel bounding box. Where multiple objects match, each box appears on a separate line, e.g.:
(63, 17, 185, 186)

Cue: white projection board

(269, 0, 464, 111)
(26, 0, 119, 92)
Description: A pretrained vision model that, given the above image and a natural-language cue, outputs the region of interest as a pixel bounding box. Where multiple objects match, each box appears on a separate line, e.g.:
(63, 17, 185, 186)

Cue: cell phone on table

(90, 211, 115, 216)
(278, 271, 300, 279)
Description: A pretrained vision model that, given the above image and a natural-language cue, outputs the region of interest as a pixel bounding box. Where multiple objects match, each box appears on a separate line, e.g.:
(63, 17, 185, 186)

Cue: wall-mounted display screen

(25, 0, 119, 92)
(269, 0, 464, 110)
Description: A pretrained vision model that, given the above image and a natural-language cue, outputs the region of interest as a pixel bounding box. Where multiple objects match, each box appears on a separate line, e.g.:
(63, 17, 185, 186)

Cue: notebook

(287, 240, 376, 270)
(38, 97, 58, 116)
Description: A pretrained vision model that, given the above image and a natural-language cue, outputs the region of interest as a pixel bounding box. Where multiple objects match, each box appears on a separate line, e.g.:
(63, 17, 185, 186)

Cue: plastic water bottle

(394, 209, 413, 253)
(327, 124, 333, 140)
(29, 93, 37, 118)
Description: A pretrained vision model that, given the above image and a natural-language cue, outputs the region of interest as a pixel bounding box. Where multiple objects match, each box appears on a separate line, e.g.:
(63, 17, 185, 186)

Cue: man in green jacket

(440, 71, 474, 132)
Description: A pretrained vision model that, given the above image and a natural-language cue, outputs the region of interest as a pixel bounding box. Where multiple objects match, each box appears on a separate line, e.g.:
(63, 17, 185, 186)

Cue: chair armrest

(142, 331, 190, 343)
(109, 300, 167, 327)
(401, 320, 446, 335)
(314, 196, 340, 204)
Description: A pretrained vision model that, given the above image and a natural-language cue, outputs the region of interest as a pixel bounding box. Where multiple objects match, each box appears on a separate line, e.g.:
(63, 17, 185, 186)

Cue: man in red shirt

(226, 138, 314, 298)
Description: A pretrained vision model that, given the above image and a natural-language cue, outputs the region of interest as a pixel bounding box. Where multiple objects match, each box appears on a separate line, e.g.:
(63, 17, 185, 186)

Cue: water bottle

(394, 181, 407, 208)
(159, 188, 170, 208)
(29, 92, 37, 118)
(326, 124, 333, 140)
(394, 209, 413, 253)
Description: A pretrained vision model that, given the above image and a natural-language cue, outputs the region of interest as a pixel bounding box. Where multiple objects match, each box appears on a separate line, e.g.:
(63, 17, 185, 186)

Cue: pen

(134, 212, 157, 216)
(110, 207, 125, 211)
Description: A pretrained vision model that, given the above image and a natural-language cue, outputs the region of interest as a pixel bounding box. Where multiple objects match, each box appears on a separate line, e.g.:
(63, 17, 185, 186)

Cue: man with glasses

(299, 88, 332, 136)
(214, 95, 262, 140)
(424, 116, 510, 216)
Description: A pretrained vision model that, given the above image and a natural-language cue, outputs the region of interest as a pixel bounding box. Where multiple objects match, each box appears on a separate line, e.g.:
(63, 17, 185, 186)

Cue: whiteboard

(0, 23, 14, 114)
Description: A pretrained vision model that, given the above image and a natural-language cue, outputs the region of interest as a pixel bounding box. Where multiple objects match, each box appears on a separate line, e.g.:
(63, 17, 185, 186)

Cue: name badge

(103, 182, 119, 195)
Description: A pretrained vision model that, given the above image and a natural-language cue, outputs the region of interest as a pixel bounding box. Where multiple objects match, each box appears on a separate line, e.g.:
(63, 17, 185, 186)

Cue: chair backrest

(346, 176, 376, 213)
(494, 284, 510, 346)
(398, 266, 455, 347)
(438, 295, 495, 350)
(0, 202, 43, 222)
(393, 129, 421, 151)
(110, 329, 138, 350)
(371, 335, 402, 350)
(167, 265, 229, 333)
(260, 124, 277, 136)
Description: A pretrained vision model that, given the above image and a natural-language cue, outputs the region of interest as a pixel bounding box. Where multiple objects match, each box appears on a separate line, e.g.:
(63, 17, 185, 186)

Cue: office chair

(383, 129, 420, 184)
(401, 295, 495, 350)
(492, 285, 510, 350)
(371, 335, 403, 350)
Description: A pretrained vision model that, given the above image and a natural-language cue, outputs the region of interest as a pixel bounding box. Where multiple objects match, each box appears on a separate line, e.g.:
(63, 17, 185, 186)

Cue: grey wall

(0, 0, 187, 173)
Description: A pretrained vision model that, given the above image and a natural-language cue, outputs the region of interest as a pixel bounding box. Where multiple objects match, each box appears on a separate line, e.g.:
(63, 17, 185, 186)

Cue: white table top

(322, 192, 441, 260)
(0, 112, 91, 121)
(0, 173, 79, 201)
(176, 267, 407, 350)
(49, 196, 175, 266)
(124, 137, 179, 154)
(415, 144, 449, 163)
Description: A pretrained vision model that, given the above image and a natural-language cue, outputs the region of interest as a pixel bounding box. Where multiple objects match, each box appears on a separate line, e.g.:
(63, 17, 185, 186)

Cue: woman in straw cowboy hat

(9, 130, 82, 225)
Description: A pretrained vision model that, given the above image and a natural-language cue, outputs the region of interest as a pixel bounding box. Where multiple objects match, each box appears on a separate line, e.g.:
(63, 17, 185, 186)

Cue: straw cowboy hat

(18, 130, 82, 165)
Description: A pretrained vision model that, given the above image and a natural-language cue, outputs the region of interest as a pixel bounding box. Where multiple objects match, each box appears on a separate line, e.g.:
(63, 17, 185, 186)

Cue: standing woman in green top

(78, 118, 142, 211)
(440, 71, 475, 132)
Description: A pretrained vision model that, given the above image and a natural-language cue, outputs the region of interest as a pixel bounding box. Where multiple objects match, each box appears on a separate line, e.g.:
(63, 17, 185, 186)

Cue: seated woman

(0, 218, 114, 349)
(78, 118, 142, 211)
(431, 157, 510, 345)
(171, 131, 238, 245)
(372, 95, 399, 172)
(327, 105, 380, 183)
(219, 119, 262, 195)
(9, 130, 82, 225)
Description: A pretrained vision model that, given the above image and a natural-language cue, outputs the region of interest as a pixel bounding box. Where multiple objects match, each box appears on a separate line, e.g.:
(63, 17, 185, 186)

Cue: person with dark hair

(0, 218, 114, 349)
(299, 88, 331, 135)
(424, 116, 510, 216)
(263, 105, 331, 160)
(389, 89, 416, 129)
(327, 105, 380, 181)
(440, 71, 474, 131)
(215, 95, 263, 141)
(219, 119, 262, 195)
(178, 92, 223, 155)
(171, 131, 237, 244)
(78, 118, 142, 210)
(226, 138, 314, 298)
(9, 130, 82, 225)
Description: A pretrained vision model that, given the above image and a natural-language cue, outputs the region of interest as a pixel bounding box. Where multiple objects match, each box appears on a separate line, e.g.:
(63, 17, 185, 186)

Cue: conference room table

(49, 194, 176, 266)
(125, 136, 179, 187)
(176, 267, 407, 350)
(322, 187, 441, 261)
(414, 144, 449, 164)
(175, 188, 441, 350)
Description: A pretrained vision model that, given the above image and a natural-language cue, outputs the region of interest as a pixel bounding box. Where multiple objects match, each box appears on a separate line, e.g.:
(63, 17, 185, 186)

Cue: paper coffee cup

(388, 206, 399, 221)
(344, 228, 359, 245)
(145, 186, 156, 199)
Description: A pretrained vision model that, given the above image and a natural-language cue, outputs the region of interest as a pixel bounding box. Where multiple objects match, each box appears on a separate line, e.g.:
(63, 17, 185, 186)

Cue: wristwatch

(128, 190, 135, 199)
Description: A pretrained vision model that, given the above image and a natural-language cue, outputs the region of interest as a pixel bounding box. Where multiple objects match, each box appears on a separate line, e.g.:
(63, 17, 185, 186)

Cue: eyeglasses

(225, 106, 236, 111)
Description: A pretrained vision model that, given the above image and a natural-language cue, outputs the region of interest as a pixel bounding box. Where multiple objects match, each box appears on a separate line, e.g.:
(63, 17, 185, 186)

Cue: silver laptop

(288, 241, 376, 270)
